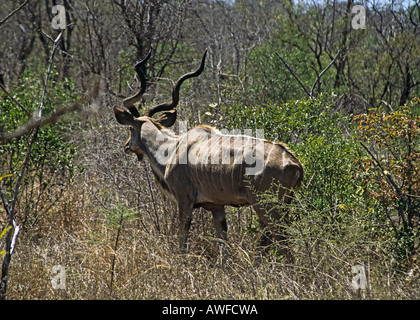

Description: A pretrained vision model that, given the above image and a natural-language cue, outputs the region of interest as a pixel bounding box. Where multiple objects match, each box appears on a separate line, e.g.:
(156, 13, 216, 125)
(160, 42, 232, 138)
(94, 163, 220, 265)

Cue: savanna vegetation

(0, 0, 419, 300)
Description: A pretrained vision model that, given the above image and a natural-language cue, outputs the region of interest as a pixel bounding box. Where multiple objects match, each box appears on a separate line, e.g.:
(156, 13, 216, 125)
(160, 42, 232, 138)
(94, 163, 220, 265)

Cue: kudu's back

(163, 125, 304, 209)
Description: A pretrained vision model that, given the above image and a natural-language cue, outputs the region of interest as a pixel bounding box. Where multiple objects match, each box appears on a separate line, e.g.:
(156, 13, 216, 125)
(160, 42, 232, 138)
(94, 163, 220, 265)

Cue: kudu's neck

(140, 120, 179, 178)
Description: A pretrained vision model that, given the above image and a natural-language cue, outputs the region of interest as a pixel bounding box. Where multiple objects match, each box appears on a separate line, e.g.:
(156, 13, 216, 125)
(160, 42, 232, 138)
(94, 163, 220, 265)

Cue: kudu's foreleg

(210, 206, 229, 263)
(178, 202, 193, 253)
(253, 202, 293, 264)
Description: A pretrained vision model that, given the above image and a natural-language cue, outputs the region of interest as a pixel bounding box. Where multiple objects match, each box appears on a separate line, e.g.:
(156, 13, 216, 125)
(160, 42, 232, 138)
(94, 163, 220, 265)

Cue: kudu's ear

(114, 106, 135, 125)
(155, 110, 177, 127)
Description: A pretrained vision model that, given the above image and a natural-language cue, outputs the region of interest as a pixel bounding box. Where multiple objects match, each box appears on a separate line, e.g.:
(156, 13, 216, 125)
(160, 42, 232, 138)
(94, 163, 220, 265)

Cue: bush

(223, 93, 359, 210)
(222, 93, 419, 295)
(0, 70, 78, 229)
(223, 93, 364, 239)
(353, 99, 420, 267)
(246, 43, 313, 103)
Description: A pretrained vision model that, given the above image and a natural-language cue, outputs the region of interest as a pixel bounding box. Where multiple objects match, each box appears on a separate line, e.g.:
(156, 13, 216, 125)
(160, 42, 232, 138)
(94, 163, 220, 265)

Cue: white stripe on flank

(282, 148, 287, 168)
(280, 149, 288, 181)
(259, 144, 274, 188)
(209, 135, 221, 164)
(265, 144, 275, 167)
(229, 140, 238, 192)
(211, 136, 223, 188)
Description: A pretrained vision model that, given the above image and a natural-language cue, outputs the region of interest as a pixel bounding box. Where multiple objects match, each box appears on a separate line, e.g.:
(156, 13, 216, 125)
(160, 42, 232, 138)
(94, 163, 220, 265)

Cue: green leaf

(0, 226, 12, 240)
(0, 174, 13, 182)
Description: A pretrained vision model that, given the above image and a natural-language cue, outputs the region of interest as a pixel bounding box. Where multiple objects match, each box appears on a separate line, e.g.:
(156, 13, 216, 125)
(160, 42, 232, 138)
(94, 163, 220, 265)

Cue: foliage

(224, 93, 358, 209)
(0, 69, 78, 229)
(246, 42, 314, 103)
(1, 0, 420, 300)
(241, 1, 420, 110)
(223, 93, 419, 273)
(353, 99, 420, 266)
(100, 201, 140, 229)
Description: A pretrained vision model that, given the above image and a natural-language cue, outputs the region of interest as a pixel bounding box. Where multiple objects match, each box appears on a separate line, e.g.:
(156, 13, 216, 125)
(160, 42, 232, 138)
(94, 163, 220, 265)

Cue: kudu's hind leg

(210, 206, 229, 264)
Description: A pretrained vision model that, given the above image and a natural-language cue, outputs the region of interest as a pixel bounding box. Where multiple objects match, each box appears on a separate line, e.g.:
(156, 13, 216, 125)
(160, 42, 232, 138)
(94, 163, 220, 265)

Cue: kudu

(114, 50, 303, 261)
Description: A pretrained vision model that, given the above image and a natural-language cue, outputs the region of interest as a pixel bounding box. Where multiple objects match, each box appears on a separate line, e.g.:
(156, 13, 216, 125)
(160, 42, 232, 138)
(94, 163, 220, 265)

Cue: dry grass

(3, 115, 418, 300)
(5, 177, 419, 300)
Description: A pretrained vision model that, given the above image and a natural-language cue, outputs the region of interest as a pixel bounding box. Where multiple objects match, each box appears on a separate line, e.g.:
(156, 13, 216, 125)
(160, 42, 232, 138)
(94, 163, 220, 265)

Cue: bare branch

(276, 51, 311, 97)
(310, 50, 340, 97)
(10, 31, 63, 215)
(38, 31, 64, 117)
(0, 0, 29, 27)
(0, 102, 81, 143)
(0, 185, 11, 221)
(0, 31, 81, 143)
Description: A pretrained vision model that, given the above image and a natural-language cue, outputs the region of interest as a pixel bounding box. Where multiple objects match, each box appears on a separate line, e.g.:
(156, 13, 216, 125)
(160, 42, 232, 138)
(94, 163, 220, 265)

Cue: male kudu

(114, 50, 303, 261)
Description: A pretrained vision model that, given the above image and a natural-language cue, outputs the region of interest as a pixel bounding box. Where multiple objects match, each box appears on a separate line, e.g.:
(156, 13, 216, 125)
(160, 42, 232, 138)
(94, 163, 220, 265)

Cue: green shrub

(223, 93, 419, 288)
(223, 94, 359, 210)
(246, 43, 313, 103)
(0, 70, 78, 228)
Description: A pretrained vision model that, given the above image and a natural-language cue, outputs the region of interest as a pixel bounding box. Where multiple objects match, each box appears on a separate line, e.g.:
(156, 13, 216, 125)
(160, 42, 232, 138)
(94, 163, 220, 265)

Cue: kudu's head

(114, 50, 207, 161)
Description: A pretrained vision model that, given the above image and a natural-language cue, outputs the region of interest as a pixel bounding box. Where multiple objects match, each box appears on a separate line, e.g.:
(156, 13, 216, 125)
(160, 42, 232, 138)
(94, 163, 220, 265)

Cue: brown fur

(115, 107, 303, 262)
(114, 50, 303, 262)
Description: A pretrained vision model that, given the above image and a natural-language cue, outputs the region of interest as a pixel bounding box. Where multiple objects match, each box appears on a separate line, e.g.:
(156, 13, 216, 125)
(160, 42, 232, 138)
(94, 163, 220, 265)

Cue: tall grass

(5, 177, 418, 300)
